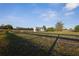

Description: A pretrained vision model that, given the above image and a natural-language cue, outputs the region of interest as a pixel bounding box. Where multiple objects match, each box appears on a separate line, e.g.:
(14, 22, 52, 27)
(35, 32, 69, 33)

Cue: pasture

(0, 31, 79, 56)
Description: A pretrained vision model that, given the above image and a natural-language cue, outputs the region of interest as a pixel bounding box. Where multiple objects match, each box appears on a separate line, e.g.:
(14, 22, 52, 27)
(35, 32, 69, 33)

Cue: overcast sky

(0, 3, 79, 28)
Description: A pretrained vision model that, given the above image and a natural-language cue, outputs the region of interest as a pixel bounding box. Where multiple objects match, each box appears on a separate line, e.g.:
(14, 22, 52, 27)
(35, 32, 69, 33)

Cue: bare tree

(55, 21, 63, 31)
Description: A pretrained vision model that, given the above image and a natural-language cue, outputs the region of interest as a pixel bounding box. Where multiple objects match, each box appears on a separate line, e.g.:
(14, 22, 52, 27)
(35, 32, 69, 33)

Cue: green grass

(15, 32, 79, 56)
(0, 31, 79, 56)
(26, 31, 79, 39)
(0, 32, 48, 56)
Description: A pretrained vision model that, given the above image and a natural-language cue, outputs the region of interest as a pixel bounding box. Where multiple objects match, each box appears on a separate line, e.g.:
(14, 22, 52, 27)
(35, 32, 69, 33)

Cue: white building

(33, 27, 36, 32)
(33, 27, 45, 32)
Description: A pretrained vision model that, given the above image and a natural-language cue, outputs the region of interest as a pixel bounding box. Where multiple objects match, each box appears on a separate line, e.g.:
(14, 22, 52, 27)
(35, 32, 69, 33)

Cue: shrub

(46, 27, 55, 32)
(74, 25, 79, 32)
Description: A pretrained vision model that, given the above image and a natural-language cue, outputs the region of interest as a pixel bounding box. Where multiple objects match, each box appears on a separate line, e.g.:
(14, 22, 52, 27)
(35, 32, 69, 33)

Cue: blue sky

(0, 3, 79, 29)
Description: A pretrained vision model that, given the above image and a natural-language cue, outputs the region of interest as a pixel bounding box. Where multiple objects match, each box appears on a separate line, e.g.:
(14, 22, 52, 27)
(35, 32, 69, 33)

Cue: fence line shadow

(4, 32, 49, 56)
(0, 32, 63, 56)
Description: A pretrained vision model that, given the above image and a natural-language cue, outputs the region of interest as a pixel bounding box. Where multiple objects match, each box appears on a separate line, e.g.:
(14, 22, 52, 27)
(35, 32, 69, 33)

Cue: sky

(0, 3, 79, 29)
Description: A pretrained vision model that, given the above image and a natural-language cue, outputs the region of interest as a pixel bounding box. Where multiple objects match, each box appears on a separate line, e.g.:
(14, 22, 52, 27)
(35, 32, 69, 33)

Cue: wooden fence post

(48, 34, 60, 55)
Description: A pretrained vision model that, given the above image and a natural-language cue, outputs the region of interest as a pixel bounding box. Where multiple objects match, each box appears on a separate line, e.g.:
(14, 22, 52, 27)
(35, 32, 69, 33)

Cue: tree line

(46, 21, 79, 32)
(0, 23, 79, 32)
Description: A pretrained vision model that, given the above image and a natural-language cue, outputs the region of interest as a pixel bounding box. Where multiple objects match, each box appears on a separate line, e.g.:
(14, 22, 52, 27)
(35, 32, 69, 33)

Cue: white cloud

(49, 3, 61, 6)
(64, 11, 75, 16)
(5, 15, 27, 21)
(6, 15, 19, 20)
(0, 15, 28, 26)
(39, 10, 57, 21)
(65, 3, 79, 11)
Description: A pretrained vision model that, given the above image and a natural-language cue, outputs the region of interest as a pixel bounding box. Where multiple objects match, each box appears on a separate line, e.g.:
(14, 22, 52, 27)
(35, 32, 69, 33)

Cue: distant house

(33, 27, 45, 32)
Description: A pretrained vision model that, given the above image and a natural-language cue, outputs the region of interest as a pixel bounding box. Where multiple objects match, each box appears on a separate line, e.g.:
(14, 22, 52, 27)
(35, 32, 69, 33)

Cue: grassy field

(16, 31, 79, 40)
(15, 32, 79, 56)
(0, 31, 79, 56)
(0, 31, 49, 55)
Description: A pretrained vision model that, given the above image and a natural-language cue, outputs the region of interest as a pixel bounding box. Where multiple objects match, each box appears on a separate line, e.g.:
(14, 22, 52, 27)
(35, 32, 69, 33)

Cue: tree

(0, 24, 13, 29)
(4, 24, 13, 29)
(43, 25, 46, 31)
(74, 25, 79, 32)
(46, 27, 55, 32)
(55, 21, 63, 31)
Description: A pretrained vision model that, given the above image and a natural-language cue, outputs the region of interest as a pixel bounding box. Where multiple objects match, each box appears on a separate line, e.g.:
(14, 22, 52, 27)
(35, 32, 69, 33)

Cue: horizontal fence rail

(14, 32, 79, 41)
(11, 31, 79, 55)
